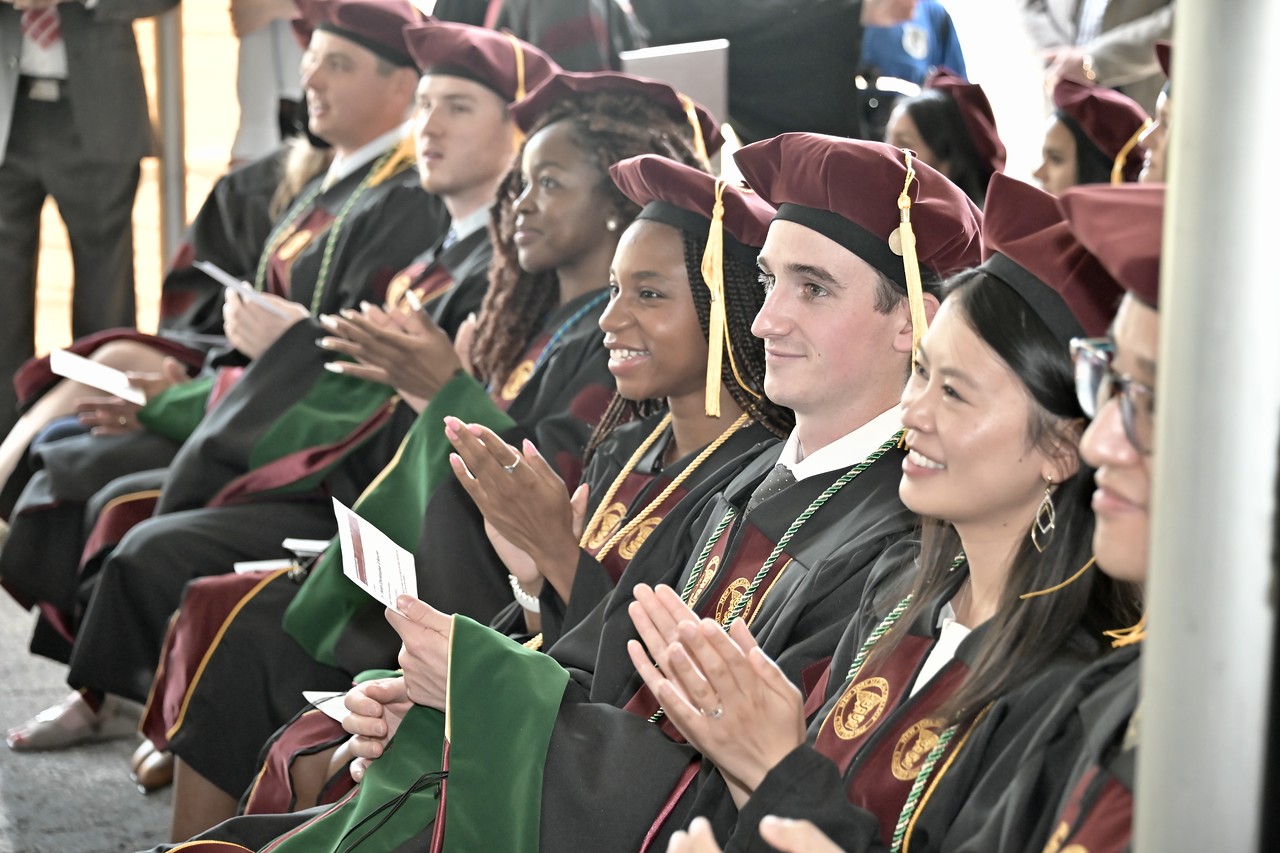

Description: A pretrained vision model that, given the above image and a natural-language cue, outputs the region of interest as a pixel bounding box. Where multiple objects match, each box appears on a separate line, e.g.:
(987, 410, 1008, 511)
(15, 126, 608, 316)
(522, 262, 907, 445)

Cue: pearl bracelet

(508, 574, 541, 613)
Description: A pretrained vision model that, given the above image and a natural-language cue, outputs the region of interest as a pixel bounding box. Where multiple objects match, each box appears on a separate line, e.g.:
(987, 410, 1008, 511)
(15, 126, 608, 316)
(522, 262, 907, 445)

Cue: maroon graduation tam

(609, 154, 775, 417)
(1052, 78, 1149, 177)
(1057, 184, 1164, 308)
(403, 22, 559, 102)
(609, 155, 774, 255)
(980, 173, 1123, 340)
(292, 0, 421, 67)
(1155, 40, 1172, 80)
(733, 133, 983, 289)
(924, 67, 1007, 180)
(511, 71, 724, 161)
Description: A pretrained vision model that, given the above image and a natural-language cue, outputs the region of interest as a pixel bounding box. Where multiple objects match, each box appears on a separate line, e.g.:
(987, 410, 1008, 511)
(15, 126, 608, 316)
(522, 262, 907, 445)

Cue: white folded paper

(193, 259, 289, 318)
(332, 498, 418, 613)
(302, 690, 349, 724)
(282, 537, 332, 558)
(49, 349, 146, 405)
(232, 558, 296, 575)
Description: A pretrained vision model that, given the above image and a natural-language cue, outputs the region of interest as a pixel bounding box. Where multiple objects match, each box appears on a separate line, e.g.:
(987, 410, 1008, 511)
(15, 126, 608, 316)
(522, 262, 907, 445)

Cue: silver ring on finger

(701, 703, 723, 720)
(502, 454, 522, 474)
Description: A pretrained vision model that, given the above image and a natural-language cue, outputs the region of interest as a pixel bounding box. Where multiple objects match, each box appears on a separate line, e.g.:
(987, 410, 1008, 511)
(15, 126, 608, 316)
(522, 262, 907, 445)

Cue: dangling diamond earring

(1031, 477, 1056, 553)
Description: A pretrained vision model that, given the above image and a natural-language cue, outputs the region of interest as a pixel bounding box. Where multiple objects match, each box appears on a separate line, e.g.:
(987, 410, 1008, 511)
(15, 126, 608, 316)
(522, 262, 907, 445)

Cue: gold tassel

(1019, 555, 1096, 600)
(678, 94, 710, 168)
(896, 151, 929, 368)
(1111, 118, 1152, 185)
(1104, 612, 1147, 647)
(701, 181, 727, 417)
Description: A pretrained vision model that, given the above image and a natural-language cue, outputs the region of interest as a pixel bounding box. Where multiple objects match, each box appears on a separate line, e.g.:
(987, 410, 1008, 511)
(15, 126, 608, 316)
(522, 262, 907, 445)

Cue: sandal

(7, 691, 139, 752)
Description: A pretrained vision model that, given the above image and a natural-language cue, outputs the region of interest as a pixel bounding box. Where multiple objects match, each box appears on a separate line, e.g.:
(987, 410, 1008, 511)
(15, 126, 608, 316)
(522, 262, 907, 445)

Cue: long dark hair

(895, 90, 989, 207)
(584, 229, 794, 460)
(865, 268, 1142, 725)
(470, 92, 708, 388)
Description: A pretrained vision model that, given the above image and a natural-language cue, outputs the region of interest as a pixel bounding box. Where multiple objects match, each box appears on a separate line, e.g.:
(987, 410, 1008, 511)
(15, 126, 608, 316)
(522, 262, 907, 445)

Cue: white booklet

(193, 259, 289, 318)
(332, 498, 417, 614)
(49, 349, 146, 405)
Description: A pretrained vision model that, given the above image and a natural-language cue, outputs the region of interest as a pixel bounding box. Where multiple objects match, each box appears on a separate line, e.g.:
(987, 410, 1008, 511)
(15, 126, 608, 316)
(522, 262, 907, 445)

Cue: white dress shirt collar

(775, 406, 902, 482)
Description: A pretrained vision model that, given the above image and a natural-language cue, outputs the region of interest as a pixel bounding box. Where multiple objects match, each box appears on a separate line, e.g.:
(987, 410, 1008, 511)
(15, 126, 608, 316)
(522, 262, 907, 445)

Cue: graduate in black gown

(949, 185, 1164, 853)
(214, 135, 984, 853)
(636, 172, 1144, 853)
(1, 0, 443, 751)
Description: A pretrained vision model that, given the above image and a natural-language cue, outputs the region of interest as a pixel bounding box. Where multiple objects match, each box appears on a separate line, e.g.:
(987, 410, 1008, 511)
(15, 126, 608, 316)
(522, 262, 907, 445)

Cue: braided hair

(470, 91, 709, 388)
(584, 228, 794, 460)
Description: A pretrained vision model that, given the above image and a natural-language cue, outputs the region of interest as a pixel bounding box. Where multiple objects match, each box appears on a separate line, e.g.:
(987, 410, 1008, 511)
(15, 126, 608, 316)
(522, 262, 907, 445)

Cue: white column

(1134, 0, 1280, 850)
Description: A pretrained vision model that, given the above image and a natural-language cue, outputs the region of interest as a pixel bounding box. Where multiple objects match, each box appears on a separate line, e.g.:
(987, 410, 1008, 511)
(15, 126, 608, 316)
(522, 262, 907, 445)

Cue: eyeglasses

(1070, 337, 1156, 455)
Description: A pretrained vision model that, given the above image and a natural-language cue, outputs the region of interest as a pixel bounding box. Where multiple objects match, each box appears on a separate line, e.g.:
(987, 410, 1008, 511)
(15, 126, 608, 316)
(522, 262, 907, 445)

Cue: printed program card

(332, 498, 418, 614)
(49, 349, 146, 405)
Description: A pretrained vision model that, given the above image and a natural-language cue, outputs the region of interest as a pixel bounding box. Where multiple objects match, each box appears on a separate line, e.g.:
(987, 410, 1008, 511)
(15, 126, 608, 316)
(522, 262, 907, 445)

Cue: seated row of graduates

(139, 16, 1168, 853)
(0, 2, 1165, 851)
(162, 119, 1163, 853)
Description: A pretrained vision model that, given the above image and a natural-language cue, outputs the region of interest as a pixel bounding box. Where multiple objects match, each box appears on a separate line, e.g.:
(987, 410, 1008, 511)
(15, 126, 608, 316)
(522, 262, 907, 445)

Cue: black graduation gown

(956, 646, 1142, 853)
(526, 437, 916, 850)
(159, 147, 290, 339)
(718, 565, 1113, 853)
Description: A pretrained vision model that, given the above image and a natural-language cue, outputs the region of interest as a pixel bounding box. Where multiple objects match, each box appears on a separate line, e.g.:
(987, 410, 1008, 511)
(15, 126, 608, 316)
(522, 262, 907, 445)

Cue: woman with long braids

(138, 70, 720, 842)
(628, 172, 1143, 853)
(444, 154, 794, 650)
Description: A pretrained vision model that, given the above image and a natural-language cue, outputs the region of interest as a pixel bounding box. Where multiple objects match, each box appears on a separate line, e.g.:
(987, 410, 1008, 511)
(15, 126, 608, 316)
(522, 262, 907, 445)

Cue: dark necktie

(745, 463, 796, 515)
(21, 8, 62, 49)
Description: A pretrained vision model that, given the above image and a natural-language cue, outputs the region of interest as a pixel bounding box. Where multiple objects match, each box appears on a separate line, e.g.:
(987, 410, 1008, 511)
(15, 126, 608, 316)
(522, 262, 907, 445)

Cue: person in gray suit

(1022, 0, 1173, 114)
(0, 0, 180, 437)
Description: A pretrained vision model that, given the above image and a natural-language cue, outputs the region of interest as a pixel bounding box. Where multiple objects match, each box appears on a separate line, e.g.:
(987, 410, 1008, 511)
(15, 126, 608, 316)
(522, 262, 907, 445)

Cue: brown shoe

(133, 748, 174, 793)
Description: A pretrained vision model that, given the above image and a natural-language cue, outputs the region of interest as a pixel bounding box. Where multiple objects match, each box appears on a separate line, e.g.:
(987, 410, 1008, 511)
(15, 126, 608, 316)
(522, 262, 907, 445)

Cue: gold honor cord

(1111, 119, 1153, 185)
(678, 93, 710, 168)
(1019, 555, 1097, 600)
(523, 411, 750, 651)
